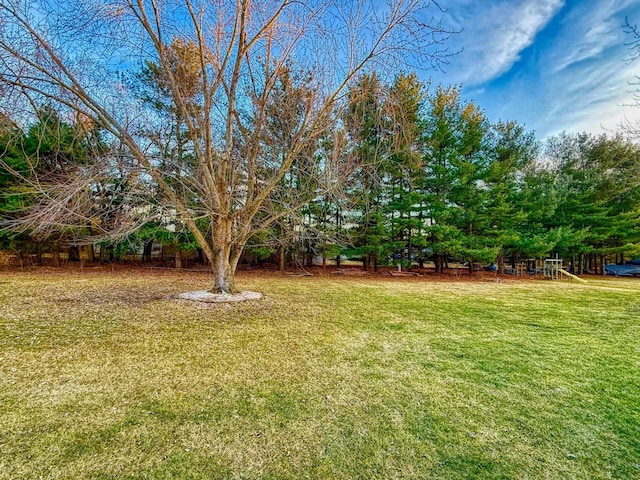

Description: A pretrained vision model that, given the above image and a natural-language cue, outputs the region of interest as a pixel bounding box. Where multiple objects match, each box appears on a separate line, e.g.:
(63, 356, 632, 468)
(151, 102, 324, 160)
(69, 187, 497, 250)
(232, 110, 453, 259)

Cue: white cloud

(551, 24, 617, 73)
(445, 0, 565, 85)
(428, 0, 640, 139)
(529, 0, 640, 137)
(549, 0, 632, 73)
(518, 45, 640, 139)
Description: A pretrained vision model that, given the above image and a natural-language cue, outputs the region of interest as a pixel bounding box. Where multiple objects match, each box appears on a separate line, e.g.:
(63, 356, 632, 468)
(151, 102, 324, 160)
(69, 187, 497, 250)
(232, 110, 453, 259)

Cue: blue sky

(426, 0, 640, 139)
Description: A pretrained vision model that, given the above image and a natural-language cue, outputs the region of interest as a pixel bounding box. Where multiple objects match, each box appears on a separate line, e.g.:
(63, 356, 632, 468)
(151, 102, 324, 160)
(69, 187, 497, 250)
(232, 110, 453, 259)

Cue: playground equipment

(559, 268, 588, 284)
(543, 259, 562, 280)
(514, 262, 528, 276)
(543, 258, 588, 283)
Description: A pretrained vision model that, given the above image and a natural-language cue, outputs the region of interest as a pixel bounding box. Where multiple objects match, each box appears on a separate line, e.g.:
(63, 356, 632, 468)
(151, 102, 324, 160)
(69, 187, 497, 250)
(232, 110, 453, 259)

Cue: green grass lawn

(1, 269, 639, 479)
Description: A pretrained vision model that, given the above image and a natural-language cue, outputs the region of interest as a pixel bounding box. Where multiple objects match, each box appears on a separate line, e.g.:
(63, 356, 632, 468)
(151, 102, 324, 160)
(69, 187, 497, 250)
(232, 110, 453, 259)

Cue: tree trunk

(306, 249, 313, 268)
(143, 240, 153, 263)
(497, 251, 505, 275)
(209, 218, 239, 294)
(278, 245, 285, 272)
(577, 254, 583, 275)
(69, 245, 80, 262)
(175, 249, 183, 269)
(210, 255, 235, 293)
(36, 243, 42, 265)
(52, 241, 60, 267)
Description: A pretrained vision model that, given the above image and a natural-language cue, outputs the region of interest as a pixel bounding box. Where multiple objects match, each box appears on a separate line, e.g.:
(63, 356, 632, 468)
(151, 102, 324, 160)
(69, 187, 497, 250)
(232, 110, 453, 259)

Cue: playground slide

(559, 269, 588, 284)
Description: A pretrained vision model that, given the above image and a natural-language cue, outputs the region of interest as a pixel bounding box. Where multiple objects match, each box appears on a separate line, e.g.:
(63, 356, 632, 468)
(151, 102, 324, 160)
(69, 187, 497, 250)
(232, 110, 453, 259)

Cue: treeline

(1, 75, 640, 272)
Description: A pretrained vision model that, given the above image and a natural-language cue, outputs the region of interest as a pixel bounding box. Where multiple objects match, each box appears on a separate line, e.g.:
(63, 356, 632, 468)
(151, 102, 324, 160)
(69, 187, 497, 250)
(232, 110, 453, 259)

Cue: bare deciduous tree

(0, 0, 453, 292)
(621, 18, 640, 138)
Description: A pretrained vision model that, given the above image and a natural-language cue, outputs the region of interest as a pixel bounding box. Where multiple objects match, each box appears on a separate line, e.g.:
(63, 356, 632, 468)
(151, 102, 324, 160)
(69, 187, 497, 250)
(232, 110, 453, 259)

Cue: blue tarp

(604, 264, 640, 277)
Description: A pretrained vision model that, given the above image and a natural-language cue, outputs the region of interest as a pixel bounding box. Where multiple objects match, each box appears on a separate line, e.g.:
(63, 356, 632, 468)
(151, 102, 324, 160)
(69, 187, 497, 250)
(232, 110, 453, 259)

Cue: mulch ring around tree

(176, 290, 263, 303)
